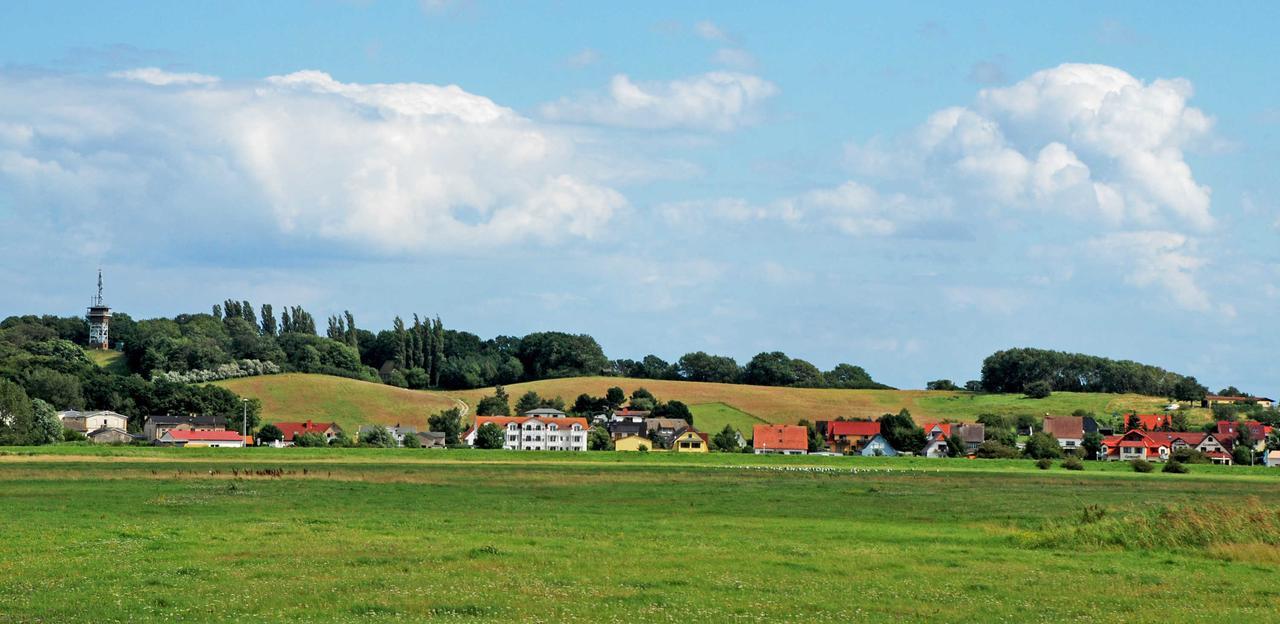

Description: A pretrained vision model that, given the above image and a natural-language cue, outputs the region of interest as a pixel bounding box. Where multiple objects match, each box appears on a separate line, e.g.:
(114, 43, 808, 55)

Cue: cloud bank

(540, 72, 778, 131)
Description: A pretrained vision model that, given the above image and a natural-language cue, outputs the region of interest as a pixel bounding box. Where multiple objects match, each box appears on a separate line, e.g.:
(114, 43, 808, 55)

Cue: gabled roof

(921, 423, 952, 437)
(162, 430, 243, 442)
(827, 420, 880, 437)
(1156, 431, 1206, 446)
(753, 424, 807, 451)
(1134, 414, 1170, 430)
(1104, 430, 1166, 450)
(274, 420, 341, 441)
(1043, 416, 1084, 440)
(956, 423, 985, 443)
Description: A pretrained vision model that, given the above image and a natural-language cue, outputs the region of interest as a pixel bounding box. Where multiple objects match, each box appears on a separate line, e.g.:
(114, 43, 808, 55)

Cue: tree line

(979, 347, 1207, 400)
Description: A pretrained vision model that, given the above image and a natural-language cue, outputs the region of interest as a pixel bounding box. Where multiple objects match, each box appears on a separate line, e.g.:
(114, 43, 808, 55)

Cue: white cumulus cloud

(1087, 230, 1209, 311)
(540, 72, 777, 131)
(108, 67, 219, 86)
(0, 69, 626, 254)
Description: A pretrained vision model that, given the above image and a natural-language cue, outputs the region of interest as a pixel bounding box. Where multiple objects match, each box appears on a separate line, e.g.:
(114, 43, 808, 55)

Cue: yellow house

(614, 435, 653, 452)
(672, 430, 708, 453)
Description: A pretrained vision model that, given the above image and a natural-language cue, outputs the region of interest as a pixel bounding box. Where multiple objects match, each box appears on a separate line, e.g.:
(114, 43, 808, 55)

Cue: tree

(927, 379, 961, 391)
(22, 368, 84, 410)
(946, 433, 967, 457)
(295, 431, 329, 447)
(257, 423, 284, 445)
(742, 352, 798, 387)
(605, 386, 625, 410)
(476, 386, 511, 416)
(1232, 444, 1253, 466)
(1082, 431, 1103, 460)
(651, 400, 692, 425)
(587, 425, 613, 451)
(1267, 428, 1280, 452)
(1023, 431, 1063, 459)
(1023, 380, 1052, 399)
(824, 363, 887, 389)
(260, 304, 277, 336)
(677, 352, 739, 383)
(515, 391, 543, 415)
(401, 431, 422, 448)
(360, 425, 396, 448)
(572, 393, 608, 416)
(474, 422, 505, 449)
(876, 409, 926, 454)
(24, 399, 61, 445)
(975, 441, 1020, 459)
(1218, 386, 1246, 397)
(428, 408, 464, 445)
(964, 380, 983, 392)
(798, 419, 825, 452)
(0, 380, 34, 445)
(712, 425, 741, 452)
(515, 332, 609, 380)
(1171, 411, 1190, 432)
(1172, 376, 1207, 402)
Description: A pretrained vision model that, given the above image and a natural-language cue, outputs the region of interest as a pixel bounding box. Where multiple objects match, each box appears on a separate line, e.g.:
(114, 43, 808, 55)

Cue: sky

(0, 1, 1277, 394)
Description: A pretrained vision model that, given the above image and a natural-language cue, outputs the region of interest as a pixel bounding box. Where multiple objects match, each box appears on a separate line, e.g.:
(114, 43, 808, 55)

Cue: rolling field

(0, 448, 1277, 622)
(215, 373, 459, 432)
(689, 402, 766, 436)
(216, 373, 1210, 433)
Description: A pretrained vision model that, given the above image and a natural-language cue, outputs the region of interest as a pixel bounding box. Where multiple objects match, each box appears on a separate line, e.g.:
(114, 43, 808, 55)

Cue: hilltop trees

(980, 347, 1204, 397)
(877, 409, 926, 454)
(475, 386, 511, 416)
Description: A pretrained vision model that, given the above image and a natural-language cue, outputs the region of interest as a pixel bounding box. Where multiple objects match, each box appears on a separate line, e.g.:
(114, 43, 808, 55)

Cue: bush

(1023, 431, 1063, 459)
(1023, 380, 1052, 399)
(294, 431, 328, 447)
(1036, 458, 1053, 470)
(1171, 447, 1210, 464)
(1062, 456, 1084, 471)
(1162, 460, 1189, 474)
(975, 441, 1021, 459)
(1131, 459, 1154, 473)
(62, 428, 87, 442)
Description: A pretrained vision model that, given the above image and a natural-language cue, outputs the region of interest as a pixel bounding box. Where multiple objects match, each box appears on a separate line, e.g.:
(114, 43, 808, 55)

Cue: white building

(464, 415, 589, 451)
(58, 410, 128, 433)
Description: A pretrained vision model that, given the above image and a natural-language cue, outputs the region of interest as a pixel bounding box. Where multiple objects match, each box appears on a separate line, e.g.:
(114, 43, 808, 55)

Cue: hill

(84, 348, 128, 375)
(450, 376, 1204, 427)
(217, 373, 1210, 435)
(215, 373, 459, 432)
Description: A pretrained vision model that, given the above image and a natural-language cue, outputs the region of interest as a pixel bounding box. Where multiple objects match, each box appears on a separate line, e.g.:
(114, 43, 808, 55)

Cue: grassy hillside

(215, 373, 458, 432)
(689, 402, 765, 437)
(84, 348, 128, 375)
(0, 449, 1276, 622)
(452, 376, 1197, 425)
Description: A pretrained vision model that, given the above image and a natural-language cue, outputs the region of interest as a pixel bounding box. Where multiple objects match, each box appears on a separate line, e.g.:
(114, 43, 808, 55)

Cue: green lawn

(689, 402, 765, 437)
(914, 391, 1212, 425)
(85, 348, 129, 375)
(0, 448, 1277, 622)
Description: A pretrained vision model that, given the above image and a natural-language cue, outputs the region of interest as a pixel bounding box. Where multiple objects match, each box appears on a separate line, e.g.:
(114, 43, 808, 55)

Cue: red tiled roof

(273, 420, 339, 441)
(753, 424, 808, 451)
(921, 423, 953, 437)
(827, 421, 880, 437)
(165, 430, 243, 441)
(1157, 431, 1206, 445)
(1134, 414, 1170, 430)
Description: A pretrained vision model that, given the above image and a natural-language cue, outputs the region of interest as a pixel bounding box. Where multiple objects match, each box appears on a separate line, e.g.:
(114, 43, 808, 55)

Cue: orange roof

(1043, 416, 1083, 439)
(1133, 414, 1170, 430)
(921, 423, 953, 437)
(753, 424, 808, 451)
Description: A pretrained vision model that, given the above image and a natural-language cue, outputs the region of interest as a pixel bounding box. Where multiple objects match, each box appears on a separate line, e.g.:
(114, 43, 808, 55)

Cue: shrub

(1170, 447, 1210, 464)
(1036, 458, 1053, 470)
(1131, 459, 1154, 473)
(294, 431, 328, 447)
(1162, 460, 1189, 474)
(975, 441, 1020, 459)
(401, 432, 422, 448)
(1062, 456, 1084, 471)
(1023, 380, 1052, 399)
(62, 428, 87, 442)
(1023, 431, 1063, 459)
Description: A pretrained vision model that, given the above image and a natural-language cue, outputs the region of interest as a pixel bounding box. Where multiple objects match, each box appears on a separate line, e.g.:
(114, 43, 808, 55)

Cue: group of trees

(0, 316, 263, 438)
(980, 348, 1207, 400)
(611, 351, 891, 390)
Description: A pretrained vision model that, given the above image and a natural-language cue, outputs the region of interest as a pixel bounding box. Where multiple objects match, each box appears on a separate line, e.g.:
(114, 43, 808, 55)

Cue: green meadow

(1, 448, 1277, 622)
(688, 402, 766, 437)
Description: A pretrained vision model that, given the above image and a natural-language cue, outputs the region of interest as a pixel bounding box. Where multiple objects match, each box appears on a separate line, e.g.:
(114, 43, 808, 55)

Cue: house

(921, 432, 949, 458)
(57, 410, 128, 433)
(1099, 430, 1169, 462)
(155, 430, 246, 448)
(1216, 420, 1270, 452)
(463, 415, 589, 451)
(357, 423, 417, 447)
(272, 420, 343, 447)
(859, 434, 897, 456)
(1082, 416, 1112, 436)
(1265, 450, 1280, 467)
(955, 423, 985, 454)
(415, 431, 447, 449)
(1203, 395, 1275, 409)
(607, 413, 647, 440)
(645, 418, 689, 448)
(671, 428, 709, 453)
(614, 435, 653, 452)
(144, 414, 228, 441)
(522, 407, 568, 418)
(87, 427, 135, 444)
(1154, 431, 1233, 464)
(752, 424, 807, 455)
(1131, 413, 1171, 431)
(1043, 416, 1085, 453)
(823, 420, 880, 454)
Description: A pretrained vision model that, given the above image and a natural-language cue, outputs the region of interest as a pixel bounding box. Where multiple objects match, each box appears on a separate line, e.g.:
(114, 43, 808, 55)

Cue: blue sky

(1, 1, 1277, 394)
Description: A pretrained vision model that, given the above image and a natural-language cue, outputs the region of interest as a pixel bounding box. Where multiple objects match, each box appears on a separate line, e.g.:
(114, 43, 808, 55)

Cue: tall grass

(1026, 498, 1280, 550)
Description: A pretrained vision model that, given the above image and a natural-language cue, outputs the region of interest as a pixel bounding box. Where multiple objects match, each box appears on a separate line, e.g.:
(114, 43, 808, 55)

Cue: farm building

(87, 427, 135, 444)
(57, 410, 127, 433)
(272, 420, 343, 447)
(1202, 395, 1274, 409)
(358, 424, 417, 447)
(614, 435, 652, 452)
(415, 431, 446, 448)
(144, 414, 228, 441)
(752, 424, 807, 455)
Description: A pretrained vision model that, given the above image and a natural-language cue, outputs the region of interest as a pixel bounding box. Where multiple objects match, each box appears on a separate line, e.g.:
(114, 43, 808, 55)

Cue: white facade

(466, 416, 588, 451)
(58, 410, 128, 433)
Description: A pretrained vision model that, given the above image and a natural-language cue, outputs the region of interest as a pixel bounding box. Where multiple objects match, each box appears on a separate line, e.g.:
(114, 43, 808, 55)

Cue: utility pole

(241, 398, 248, 439)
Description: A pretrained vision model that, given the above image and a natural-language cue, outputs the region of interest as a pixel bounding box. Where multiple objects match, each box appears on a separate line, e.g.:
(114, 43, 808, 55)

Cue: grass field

(0, 447, 1277, 622)
(689, 402, 766, 436)
(85, 348, 129, 375)
(214, 373, 459, 432)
